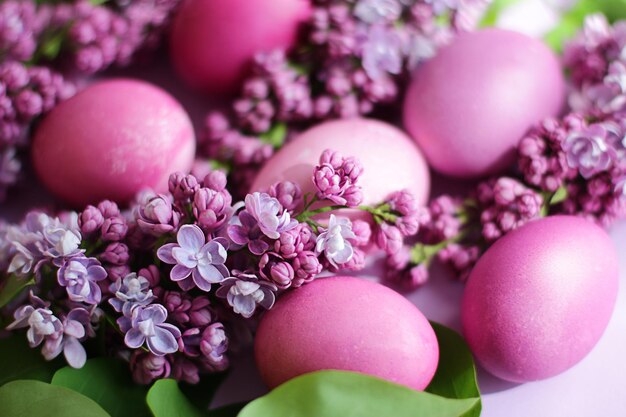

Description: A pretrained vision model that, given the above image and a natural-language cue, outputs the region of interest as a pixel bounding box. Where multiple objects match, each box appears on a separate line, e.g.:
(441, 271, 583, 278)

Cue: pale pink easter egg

(403, 29, 565, 178)
(251, 118, 430, 207)
(255, 276, 439, 390)
(32, 79, 195, 207)
(462, 215, 619, 383)
(169, 0, 312, 95)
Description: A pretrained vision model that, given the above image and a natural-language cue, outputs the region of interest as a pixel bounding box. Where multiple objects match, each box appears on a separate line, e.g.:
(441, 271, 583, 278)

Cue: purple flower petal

(172, 247, 197, 268)
(125, 328, 145, 349)
(177, 225, 205, 251)
(63, 337, 86, 368)
(157, 243, 177, 264)
(170, 264, 192, 281)
(147, 326, 179, 356)
(192, 269, 212, 292)
(177, 276, 196, 291)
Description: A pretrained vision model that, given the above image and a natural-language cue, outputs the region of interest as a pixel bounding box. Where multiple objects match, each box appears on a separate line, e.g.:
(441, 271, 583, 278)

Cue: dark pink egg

(32, 79, 195, 207)
(169, 0, 311, 95)
(255, 276, 439, 390)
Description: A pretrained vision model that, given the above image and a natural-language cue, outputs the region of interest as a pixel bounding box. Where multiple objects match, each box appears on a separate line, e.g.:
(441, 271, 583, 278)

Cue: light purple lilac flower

(109, 272, 155, 316)
(46, 308, 92, 368)
(157, 225, 229, 291)
(259, 252, 295, 289)
(57, 256, 107, 305)
(216, 271, 277, 318)
(291, 250, 322, 287)
(124, 304, 181, 356)
(228, 192, 297, 255)
(359, 24, 404, 80)
(315, 214, 356, 267)
(564, 124, 614, 178)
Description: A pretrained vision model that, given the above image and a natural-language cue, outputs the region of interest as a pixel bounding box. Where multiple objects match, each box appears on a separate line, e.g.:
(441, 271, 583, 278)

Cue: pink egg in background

(32, 79, 195, 207)
(169, 0, 312, 95)
(403, 28, 565, 178)
(255, 276, 439, 390)
(251, 118, 431, 208)
(462, 215, 619, 383)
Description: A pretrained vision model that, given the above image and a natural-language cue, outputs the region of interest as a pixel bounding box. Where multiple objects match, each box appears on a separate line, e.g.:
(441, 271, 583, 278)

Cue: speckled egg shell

(462, 215, 619, 382)
(255, 276, 439, 390)
(32, 79, 195, 207)
(403, 29, 565, 178)
(169, 0, 312, 95)
(251, 118, 431, 207)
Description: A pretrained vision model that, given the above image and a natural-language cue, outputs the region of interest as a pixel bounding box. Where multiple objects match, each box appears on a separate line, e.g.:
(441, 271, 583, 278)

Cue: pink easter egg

(169, 0, 312, 95)
(403, 29, 565, 178)
(251, 118, 430, 207)
(462, 215, 619, 383)
(32, 79, 195, 207)
(255, 276, 439, 390)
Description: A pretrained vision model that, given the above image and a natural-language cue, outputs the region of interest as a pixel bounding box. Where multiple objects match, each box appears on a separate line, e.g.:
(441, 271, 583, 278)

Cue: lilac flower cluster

(1, 149, 414, 385)
(1, 0, 181, 73)
(0, 60, 75, 199)
(198, 0, 489, 194)
(564, 14, 626, 118)
(3, 211, 100, 369)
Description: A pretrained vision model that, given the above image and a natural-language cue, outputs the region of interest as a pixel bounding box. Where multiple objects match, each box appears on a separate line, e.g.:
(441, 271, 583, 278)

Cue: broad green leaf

(0, 274, 34, 308)
(51, 357, 150, 417)
(147, 379, 207, 417)
(426, 323, 481, 417)
(237, 370, 480, 417)
(0, 379, 110, 417)
(0, 335, 63, 386)
(180, 371, 228, 411)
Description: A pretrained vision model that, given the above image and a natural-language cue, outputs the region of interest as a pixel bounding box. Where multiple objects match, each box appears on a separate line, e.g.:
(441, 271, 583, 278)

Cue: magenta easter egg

(169, 0, 311, 95)
(251, 119, 430, 207)
(403, 29, 565, 178)
(32, 79, 195, 207)
(255, 276, 439, 390)
(462, 216, 619, 383)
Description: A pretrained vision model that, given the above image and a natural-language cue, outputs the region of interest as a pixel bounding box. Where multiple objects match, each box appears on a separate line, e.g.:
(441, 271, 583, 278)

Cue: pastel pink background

(1, 53, 624, 416)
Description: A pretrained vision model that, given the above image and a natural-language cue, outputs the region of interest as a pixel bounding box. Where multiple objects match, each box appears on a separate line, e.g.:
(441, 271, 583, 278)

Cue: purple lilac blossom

(228, 192, 297, 255)
(135, 192, 180, 236)
(124, 304, 181, 356)
(130, 351, 171, 384)
(216, 271, 277, 318)
(315, 214, 356, 267)
(109, 272, 155, 316)
(563, 124, 614, 179)
(157, 224, 229, 291)
(57, 256, 107, 305)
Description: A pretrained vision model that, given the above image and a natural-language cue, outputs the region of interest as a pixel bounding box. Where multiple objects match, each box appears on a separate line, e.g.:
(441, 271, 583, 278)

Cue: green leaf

(237, 370, 479, 417)
(51, 357, 150, 417)
(147, 379, 207, 417)
(259, 123, 287, 149)
(426, 323, 481, 417)
(0, 335, 63, 386)
(0, 379, 110, 417)
(0, 275, 34, 308)
(549, 186, 568, 206)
